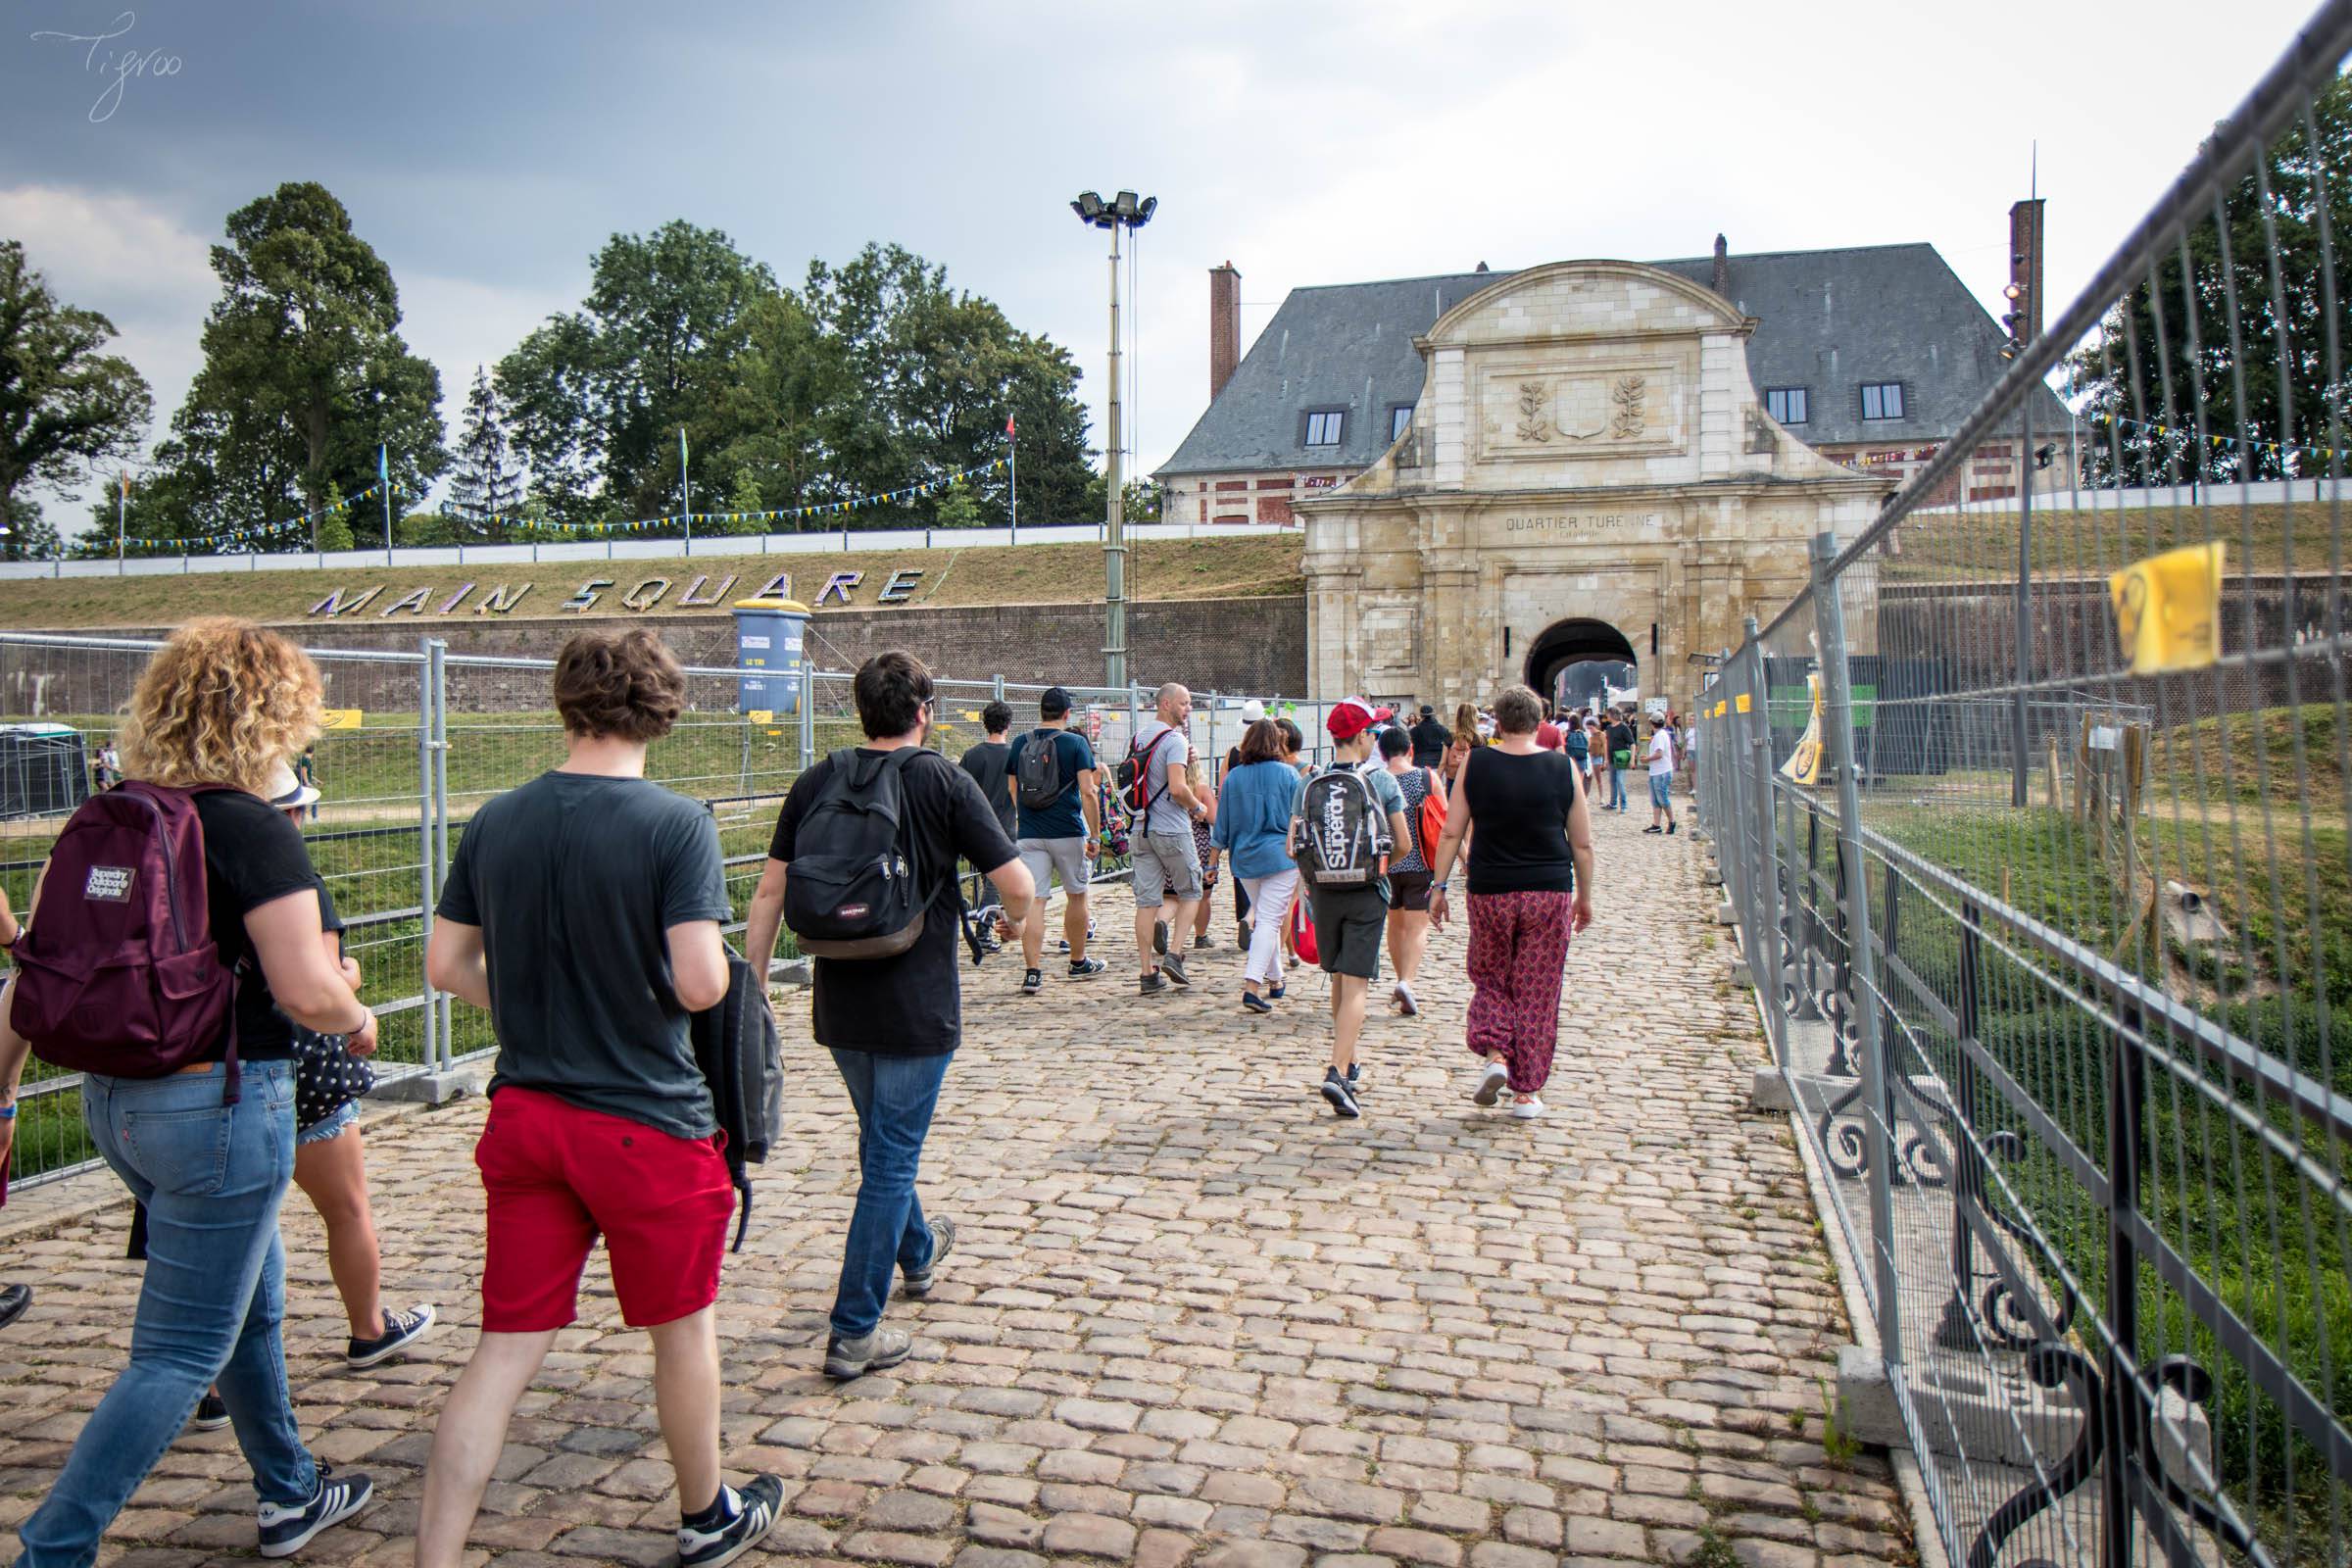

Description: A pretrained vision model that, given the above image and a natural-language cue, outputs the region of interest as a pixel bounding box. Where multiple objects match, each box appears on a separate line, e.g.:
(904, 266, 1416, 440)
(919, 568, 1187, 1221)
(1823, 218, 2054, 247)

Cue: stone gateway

(1296, 260, 1882, 714)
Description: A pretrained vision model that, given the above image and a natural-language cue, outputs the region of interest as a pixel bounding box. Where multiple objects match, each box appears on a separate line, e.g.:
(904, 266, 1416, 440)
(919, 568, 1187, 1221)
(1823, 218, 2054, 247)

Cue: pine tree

(447, 367, 526, 536)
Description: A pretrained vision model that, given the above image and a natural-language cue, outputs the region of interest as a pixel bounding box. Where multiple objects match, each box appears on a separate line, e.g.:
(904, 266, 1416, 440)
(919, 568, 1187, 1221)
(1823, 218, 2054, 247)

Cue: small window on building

(1301, 409, 1346, 447)
(1389, 404, 1414, 443)
(1764, 387, 1808, 425)
(1860, 382, 1906, 421)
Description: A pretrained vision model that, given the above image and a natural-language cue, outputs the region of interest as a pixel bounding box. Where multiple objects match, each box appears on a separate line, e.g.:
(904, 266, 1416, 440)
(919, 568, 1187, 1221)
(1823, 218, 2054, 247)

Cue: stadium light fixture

(1070, 186, 1160, 688)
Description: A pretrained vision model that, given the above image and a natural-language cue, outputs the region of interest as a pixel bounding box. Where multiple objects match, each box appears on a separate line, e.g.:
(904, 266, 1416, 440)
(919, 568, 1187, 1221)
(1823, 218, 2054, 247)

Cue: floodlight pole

(1105, 218, 1126, 691)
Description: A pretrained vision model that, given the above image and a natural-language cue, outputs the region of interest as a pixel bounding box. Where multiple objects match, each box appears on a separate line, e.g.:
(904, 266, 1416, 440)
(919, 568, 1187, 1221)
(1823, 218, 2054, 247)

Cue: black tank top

(1461, 746, 1580, 895)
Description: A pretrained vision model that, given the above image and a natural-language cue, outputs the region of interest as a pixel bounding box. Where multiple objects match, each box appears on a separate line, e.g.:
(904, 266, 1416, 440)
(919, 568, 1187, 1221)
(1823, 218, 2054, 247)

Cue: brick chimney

(2008, 200, 2046, 342)
(1208, 262, 1242, 402)
(1711, 234, 1730, 297)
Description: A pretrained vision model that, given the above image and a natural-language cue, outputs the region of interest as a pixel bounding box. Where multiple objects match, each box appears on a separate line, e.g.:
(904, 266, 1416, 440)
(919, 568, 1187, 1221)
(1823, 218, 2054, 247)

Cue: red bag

(1293, 893, 1319, 966)
(7, 782, 241, 1102)
(1418, 768, 1447, 862)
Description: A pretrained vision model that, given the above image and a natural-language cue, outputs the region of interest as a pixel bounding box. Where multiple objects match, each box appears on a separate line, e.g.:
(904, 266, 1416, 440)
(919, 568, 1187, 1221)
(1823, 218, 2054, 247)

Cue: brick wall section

(2, 596, 1309, 715)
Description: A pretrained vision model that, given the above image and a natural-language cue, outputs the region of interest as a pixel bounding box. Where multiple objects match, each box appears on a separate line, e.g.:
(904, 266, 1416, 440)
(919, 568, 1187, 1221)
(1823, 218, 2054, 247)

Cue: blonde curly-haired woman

(5, 618, 380, 1564)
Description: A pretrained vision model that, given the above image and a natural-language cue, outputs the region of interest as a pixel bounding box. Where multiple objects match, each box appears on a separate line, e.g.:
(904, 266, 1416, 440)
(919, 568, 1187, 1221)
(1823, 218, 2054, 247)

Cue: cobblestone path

(0, 807, 1909, 1567)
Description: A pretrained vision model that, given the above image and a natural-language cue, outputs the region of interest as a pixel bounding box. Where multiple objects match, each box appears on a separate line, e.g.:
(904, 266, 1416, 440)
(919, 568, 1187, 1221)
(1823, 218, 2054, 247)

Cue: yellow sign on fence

(318, 710, 364, 730)
(1780, 675, 1823, 786)
(2110, 541, 2226, 674)
(747, 710, 773, 725)
(1735, 693, 1752, 714)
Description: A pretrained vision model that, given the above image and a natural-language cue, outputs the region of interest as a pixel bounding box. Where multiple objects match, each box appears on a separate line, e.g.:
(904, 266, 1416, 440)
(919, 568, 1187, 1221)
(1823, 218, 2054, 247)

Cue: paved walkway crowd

(0, 808, 1909, 1568)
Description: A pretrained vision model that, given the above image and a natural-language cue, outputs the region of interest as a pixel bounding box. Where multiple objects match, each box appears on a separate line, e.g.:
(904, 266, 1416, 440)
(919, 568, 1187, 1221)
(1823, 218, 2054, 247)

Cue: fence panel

(1700, 6, 2352, 1561)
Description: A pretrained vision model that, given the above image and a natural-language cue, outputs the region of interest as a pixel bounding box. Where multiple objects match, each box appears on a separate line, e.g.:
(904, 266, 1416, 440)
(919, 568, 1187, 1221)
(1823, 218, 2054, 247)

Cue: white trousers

(1241, 868, 1299, 986)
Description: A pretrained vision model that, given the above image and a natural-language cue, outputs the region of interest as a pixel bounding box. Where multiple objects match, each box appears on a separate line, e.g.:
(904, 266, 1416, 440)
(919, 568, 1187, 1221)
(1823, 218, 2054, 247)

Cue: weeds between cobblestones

(0, 807, 1909, 1566)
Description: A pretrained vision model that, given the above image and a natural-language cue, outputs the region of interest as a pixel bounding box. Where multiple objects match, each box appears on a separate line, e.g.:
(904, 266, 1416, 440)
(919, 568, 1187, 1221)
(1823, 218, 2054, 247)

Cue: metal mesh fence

(1696, 6, 2352, 1561)
(0, 628, 1312, 1189)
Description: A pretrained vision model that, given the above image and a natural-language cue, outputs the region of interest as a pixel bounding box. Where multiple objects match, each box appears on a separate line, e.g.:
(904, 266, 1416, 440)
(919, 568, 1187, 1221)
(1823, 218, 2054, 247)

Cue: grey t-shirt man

(435, 771, 731, 1141)
(1133, 718, 1194, 836)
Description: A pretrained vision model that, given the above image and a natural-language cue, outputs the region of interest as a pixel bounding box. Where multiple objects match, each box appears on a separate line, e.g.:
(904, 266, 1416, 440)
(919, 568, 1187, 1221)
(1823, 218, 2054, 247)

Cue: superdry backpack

(1015, 729, 1066, 810)
(690, 950, 785, 1251)
(782, 748, 929, 958)
(7, 782, 243, 1102)
(1296, 766, 1392, 889)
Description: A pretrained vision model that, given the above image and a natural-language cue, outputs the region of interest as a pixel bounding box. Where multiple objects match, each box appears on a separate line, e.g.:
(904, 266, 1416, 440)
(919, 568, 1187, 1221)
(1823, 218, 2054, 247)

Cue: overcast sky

(1, 0, 2329, 540)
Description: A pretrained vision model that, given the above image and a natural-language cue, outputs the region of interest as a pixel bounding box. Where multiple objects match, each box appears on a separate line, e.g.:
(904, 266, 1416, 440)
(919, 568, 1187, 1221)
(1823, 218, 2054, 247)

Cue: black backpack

(1297, 765, 1392, 888)
(782, 747, 928, 958)
(1015, 728, 1066, 810)
(689, 950, 785, 1252)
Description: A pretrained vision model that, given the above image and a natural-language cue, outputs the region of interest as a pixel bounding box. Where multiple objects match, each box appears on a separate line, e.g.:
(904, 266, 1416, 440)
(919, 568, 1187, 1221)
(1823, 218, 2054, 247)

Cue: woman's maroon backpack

(7, 782, 240, 1102)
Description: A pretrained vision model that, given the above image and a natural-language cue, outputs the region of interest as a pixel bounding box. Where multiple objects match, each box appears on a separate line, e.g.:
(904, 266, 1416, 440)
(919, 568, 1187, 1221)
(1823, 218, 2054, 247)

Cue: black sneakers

(1068, 956, 1106, 979)
(1192, 933, 1213, 951)
(190, 1391, 231, 1432)
(346, 1303, 437, 1369)
(676, 1475, 786, 1568)
(902, 1216, 956, 1298)
(1320, 1068, 1361, 1119)
(257, 1465, 373, 1558)
(0, 1283, 29, 1331)
(1139, 971, 1171, 996)
(1021, 968, 1043, 995)
(1160, 952, 1191, 988)
(824, 1326, 913, 1380)
(1152, 918, 1170, 956)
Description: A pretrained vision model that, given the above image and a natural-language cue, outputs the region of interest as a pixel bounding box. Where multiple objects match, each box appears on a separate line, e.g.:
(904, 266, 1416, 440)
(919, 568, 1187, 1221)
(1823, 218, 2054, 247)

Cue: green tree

(2, 496, 62, 562)
(153, 182, 446, 550)
(2071, 74, 2352, 485)
(933, 477, 981, 529)
(0, 239, 152, 549)
(446, 366, 526, 536)
(500, 221, 777, 529)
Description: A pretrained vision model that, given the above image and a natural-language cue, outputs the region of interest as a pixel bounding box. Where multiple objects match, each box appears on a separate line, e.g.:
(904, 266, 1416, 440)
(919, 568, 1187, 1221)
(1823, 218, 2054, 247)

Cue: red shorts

(473, 1086, 735, 1332)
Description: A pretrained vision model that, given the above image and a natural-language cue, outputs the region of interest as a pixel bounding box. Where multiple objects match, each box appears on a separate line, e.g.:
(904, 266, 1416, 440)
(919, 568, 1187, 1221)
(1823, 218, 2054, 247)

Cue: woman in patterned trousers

(1427, 685, 1596, 1118)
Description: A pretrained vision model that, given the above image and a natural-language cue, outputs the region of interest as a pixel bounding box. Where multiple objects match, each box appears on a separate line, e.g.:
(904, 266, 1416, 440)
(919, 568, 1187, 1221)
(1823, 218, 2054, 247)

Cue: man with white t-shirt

(1643, 714, 1679, 835)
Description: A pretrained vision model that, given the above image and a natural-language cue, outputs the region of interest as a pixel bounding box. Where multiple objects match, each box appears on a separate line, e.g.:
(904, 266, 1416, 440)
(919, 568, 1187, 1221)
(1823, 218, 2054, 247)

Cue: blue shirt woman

(1209, 758, 1304, 880)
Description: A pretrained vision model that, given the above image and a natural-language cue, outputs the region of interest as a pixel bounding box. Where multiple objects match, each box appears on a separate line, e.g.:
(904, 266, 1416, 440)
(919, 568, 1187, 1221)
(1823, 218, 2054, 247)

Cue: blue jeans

(1609, 767, 1628, 809)
(19, 1060, 317, 1568)
(826, 1049, 950, 1340)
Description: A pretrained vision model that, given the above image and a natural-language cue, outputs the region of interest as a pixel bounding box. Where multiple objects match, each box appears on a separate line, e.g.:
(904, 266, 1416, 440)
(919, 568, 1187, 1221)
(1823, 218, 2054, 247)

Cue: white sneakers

(1393, 981, 1419, 1016)
(1470, 1060, 1543, 1118)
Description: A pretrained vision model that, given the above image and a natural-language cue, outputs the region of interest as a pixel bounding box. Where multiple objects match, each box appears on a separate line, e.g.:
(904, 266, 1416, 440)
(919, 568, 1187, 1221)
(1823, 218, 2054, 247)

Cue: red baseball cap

(1325, 697, 1394, 740)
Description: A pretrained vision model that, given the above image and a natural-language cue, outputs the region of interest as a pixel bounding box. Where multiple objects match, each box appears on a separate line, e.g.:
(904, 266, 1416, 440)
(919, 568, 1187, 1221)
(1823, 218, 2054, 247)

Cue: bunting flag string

(2092, 412, 2341, 466)
(125, 482, 401, 549)
(460, 457, 1012, 538)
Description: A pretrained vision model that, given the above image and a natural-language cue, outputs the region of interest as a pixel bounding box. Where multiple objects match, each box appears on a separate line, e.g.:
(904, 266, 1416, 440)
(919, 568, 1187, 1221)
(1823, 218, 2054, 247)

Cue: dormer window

(1301, 409, 1346, 447)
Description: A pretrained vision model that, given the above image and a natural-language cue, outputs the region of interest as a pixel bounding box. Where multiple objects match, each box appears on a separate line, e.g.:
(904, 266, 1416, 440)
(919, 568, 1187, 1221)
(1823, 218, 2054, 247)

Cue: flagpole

(380, 444, 392, 565)
(1009, 416, 1019, 546)
(117, 473, 127, 574)
(680, 427, 692, 554)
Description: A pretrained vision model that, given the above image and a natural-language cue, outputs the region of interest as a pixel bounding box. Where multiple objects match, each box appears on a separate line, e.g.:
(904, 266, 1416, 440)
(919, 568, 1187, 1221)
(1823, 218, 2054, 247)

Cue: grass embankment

(1880, 502, 2334, 581)
(0, 534, 1304, 629)
(1845, 703, 2350, 1538)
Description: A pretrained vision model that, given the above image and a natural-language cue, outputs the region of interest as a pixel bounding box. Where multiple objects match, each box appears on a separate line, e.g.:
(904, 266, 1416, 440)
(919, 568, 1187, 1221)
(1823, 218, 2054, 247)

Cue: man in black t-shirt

(1408, 704, 1451, 769)
(744, 651, 1033, 1382)
(1604, 712, 1636, 812)
(422, 628, 784, 1568)
(957, 701, 1017, 940)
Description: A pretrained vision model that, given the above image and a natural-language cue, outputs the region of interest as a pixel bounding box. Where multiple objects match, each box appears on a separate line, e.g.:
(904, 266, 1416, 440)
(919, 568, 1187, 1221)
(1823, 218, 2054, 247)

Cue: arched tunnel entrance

(1524, 617, 1640, 710)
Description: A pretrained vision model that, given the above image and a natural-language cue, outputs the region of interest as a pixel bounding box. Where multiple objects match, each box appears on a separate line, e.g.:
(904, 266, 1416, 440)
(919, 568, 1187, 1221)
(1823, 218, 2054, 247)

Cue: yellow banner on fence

(1780, 674, 1823, 786)
(1735, 693, 1752, 714)
(747, 710, 772, 725)
(318, 710, 364, 730)
(2110, 541, 2226, 674)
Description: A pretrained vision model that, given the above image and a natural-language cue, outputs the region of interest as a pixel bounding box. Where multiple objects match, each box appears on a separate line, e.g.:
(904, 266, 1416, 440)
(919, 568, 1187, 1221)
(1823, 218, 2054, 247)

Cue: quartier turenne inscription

(1498, 514, 1660, 534)
(307, 567, 926, 619)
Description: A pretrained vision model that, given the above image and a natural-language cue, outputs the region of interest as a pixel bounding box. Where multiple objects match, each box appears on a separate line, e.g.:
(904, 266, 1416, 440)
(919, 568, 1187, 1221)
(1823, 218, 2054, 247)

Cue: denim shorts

(296, 1098, 360, 1147)
(1649, 773, 1673, 808)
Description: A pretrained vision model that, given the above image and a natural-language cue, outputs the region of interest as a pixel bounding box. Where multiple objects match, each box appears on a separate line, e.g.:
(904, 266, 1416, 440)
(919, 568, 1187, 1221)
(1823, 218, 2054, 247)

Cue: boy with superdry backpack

(743, 650, 1033, 1380)
(418, 628, 784, 1568)
(1291, 698, 1413, 1119)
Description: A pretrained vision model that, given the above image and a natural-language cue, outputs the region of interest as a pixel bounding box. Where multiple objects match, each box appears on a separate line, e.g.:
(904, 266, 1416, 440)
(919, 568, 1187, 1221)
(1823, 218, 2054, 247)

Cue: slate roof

(1155, 244, 2070, 478)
